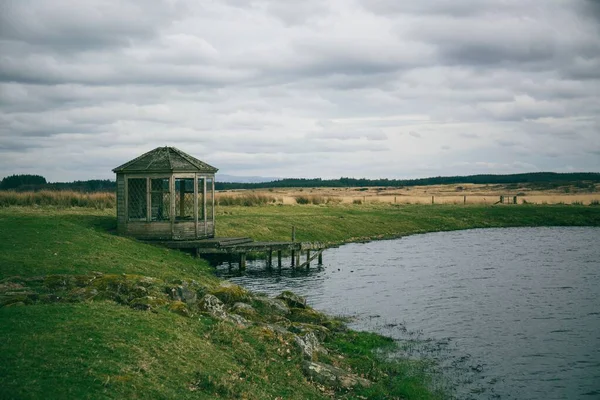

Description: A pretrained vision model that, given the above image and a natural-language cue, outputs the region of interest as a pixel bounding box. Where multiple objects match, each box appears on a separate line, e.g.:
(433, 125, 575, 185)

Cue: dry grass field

(1, 182, 598, 209)
(216, 182, 600, 206)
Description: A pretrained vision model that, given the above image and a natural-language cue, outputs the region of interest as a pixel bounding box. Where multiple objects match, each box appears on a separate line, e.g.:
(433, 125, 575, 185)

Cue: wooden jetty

(147, 236, 326, 271)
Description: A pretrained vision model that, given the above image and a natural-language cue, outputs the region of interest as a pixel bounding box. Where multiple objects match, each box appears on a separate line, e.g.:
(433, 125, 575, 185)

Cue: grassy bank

(216, 203, 600, 244)
(1, 206, 451, 400)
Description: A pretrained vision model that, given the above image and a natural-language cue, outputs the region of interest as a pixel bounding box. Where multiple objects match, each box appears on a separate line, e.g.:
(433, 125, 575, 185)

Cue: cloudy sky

(1, 0, 599, 182)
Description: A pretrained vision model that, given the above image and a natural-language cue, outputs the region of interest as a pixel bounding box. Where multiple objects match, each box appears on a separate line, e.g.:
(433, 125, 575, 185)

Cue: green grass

(0, 302, 324, 400)
(0, 207, 217, 282)
(216, 203, 600, 244)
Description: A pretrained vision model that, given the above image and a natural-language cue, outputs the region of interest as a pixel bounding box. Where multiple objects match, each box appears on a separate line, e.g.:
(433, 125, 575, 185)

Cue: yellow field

(216, 183, 600, 205)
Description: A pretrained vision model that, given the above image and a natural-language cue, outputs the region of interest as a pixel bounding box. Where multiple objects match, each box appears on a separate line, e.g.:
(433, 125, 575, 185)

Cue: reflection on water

(216, 227, 600, 400)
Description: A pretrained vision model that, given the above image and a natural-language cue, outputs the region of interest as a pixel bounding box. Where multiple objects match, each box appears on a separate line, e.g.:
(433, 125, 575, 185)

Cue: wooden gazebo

(113, 147, 217, 240)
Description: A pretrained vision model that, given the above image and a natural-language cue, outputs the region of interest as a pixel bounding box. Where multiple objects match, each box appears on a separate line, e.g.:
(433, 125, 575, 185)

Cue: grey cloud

(0, 0, 599, 180)
(307, 131, 388, 141)
(359, 0, 543, 18)
(495, 139, 518, 147)
(0, 0, 184, 50)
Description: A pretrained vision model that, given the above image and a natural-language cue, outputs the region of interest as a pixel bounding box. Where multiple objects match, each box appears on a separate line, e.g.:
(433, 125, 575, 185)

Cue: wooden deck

(143, 237, 326, 270)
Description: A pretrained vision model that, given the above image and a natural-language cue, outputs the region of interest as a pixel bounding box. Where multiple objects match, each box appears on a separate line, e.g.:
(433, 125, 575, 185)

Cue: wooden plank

(124, 174, 129, 226)
(203, 177, 207, 237)
(170, 176, 175, 238)
(194, 176, 199, 238)
(146, 177, 151, 222)
(126, 222, 172, 240)
(211, 177, 215, 236)
(297, 249, 324, 269)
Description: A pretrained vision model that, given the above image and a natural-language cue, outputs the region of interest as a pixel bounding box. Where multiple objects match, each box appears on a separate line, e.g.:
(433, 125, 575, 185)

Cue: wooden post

(292, 226, 296, 242)
(179, 180, 185, 218)
(306, 250, 311, 268)
(193, 177, 198, 238)
(295, 250, 300, 268)
(513, 196, 517, 204)
(431, 196, 434, 204)
(267, 250, 273, 269)
(318, 251, 323, 265)
(277, 251, 282, 269)
(500, 195, 504, 204)
(394, 196, 397, 203)
(291, 250, 295, 267)
(239, 253, 246, 271)
(464, 195, 466, 205)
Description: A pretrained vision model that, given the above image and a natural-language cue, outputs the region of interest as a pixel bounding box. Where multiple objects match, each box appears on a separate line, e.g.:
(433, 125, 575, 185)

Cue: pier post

(318, 251, 323, 265)
(239, 253, 247, 271)
(267, 250, 273, 269)
(291, 250, 295, 267)
(295, 250, 300, 268)
(277, 251, 282, 269)
(306, 250, 311, 268)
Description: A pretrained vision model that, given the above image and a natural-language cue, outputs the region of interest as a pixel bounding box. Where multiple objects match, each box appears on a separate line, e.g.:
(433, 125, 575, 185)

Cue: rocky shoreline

(1, 273, 378, 393)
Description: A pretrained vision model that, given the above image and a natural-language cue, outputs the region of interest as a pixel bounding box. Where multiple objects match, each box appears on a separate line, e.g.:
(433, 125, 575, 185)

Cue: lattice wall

(127, 178, 147, 220)
(175, 178, 194, 221)
(151, 178, 170, 221)
(206, 177, 214, 221)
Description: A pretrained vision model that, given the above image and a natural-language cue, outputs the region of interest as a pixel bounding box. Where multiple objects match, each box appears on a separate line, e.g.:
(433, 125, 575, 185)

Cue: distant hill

(1, 172, 599, 192)
(215, 172, 600, 190)
(216, 174, 281, 183)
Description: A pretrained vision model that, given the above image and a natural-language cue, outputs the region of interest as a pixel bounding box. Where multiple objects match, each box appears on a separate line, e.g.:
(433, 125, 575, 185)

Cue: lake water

(215, 227, 600, 399)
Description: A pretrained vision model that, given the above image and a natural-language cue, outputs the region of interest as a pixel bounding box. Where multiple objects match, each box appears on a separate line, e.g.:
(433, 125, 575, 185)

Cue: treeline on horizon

(1, 172, 599, 192)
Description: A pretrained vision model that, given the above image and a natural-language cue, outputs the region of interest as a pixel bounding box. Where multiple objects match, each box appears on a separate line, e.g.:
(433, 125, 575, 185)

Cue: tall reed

(0, 190, 116, 209)
(217, 193, 276, 206)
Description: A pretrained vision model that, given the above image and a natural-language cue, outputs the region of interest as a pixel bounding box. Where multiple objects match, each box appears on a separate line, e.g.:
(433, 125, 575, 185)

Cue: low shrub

(217, 194, 276, 206)
(294, 195, 327, 205)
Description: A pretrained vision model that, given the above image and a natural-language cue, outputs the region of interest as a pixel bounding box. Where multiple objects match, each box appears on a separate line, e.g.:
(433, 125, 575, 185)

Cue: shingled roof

(112, 147, 218, 173)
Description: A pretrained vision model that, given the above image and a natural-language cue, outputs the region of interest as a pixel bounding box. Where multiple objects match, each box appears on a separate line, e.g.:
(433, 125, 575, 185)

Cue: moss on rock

(169, 301, 190, 317)
(209, 282, 250, 305)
